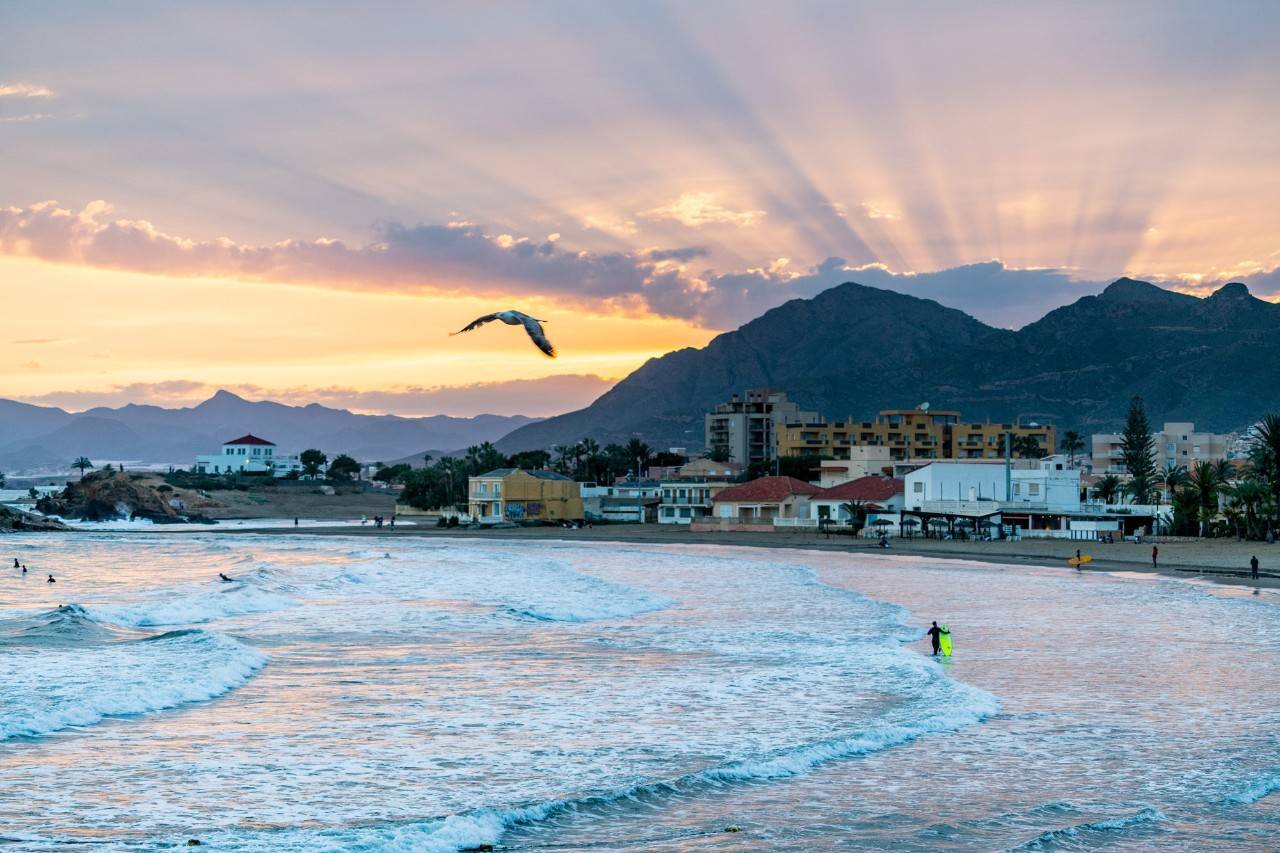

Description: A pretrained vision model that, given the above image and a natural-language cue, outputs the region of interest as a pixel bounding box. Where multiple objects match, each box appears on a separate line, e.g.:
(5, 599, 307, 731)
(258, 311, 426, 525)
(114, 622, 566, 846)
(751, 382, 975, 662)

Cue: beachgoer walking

(1152, 545, 1159, 569)
(1075, 548, 1082, 571)
(1251, 555, 1260, 580)
(926, 621, 943, 656)
(294, 517, 299, 527)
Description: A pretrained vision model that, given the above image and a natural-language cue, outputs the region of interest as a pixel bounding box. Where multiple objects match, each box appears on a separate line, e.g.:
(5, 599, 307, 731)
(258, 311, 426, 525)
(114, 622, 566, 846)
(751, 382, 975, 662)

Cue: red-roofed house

(193, 435, 303, 476)
(808, 477, 905, 525)
(709, 476, 819, 525)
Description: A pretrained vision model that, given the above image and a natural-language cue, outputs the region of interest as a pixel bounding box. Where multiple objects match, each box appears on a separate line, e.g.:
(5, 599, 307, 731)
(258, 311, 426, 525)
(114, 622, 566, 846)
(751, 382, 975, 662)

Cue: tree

(1187, 458, 1231, 537)
(508, 449, 551, 470)
(1157, 462, 1188, 502)
(1095, 474, 1122, 504)
(0, 471, 5, 489)
(840, 500, 868, 530)
(624, 438, 652, 467)
(1060, 431, 1084, 465)
(300, 449, 328, 479)
(1249, 413, 1280, 537)
(1119, 396, 1157, 504)
(1225, 477, 1271, 540)
(72, 457, 94, 479)
(1011, 434, 1047, 459)
(706, 445, 732, 463)
(327, 454, 361, 481)
(373, 463, 412, 484)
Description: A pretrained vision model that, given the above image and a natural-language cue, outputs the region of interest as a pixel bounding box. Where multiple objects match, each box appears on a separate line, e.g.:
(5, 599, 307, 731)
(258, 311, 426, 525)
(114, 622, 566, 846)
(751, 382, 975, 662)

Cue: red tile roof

(713, 476, 819, 503)
(223, 434, 276, 446)
(812, 476, 904, 502)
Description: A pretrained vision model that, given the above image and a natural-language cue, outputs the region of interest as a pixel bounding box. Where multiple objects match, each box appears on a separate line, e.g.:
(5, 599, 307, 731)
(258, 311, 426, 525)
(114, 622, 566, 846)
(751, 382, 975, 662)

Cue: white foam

(94, 583, 293, 627)
(0, 629, 266, 740)
(1221, 770, 1280, 806)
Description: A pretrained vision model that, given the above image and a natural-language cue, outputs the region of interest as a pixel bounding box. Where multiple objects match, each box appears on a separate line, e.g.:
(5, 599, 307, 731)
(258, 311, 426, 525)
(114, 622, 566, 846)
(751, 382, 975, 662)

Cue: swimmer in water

(219, 573, 233, 582)
(22, 565, 27, 575)
(47, 574, 55, 584)
(13, 558, 18, 568)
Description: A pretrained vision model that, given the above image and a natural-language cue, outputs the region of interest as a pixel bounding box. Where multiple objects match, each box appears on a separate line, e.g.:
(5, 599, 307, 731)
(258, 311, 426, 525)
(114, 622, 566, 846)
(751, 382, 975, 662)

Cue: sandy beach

(188, 521, 1280, 591)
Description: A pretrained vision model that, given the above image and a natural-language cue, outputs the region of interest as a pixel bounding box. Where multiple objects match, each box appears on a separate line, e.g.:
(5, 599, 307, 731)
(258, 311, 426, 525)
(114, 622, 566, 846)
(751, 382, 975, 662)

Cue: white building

(904, 458, 1081, 513)
(658, 479, 730, 525)
(193, 435, 303, 477)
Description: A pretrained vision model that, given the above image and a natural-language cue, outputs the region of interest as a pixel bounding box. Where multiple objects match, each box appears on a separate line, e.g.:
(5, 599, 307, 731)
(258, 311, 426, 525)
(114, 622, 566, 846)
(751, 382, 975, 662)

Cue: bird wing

(520, 315, 556, 358)
(450, 313, 500, 335)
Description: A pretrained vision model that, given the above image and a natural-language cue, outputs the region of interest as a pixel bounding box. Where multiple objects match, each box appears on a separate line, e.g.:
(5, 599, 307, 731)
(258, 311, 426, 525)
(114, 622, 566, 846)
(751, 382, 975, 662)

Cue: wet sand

(193, 522, 1280, 592)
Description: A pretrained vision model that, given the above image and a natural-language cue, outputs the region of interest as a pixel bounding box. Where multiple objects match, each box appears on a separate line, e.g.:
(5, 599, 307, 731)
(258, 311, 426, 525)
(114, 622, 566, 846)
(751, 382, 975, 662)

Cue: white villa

(193, 434, 303, 476)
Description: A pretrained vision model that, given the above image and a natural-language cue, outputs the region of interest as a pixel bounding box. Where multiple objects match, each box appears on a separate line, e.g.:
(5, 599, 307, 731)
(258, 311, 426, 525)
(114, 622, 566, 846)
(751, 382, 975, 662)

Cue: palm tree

(72, 457, 94, 479)
(1225, 477, 1269, 540)
(1060, 431, 1084, 466)
(839, 500, 868, 529)
(1186, 459, 1231, 537)
(578, 438, 602, 482)
(624, 438, 652, 467)
(1157, 462, 1188, 502)
(1095, 474, 1122, 504)
(1250, 413, 1280, 536)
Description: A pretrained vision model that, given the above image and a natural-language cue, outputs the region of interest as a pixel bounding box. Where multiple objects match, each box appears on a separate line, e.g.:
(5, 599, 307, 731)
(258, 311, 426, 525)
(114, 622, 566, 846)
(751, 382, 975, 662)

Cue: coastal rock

(0, 505, 70, 532)
(35, 471, 212, 524)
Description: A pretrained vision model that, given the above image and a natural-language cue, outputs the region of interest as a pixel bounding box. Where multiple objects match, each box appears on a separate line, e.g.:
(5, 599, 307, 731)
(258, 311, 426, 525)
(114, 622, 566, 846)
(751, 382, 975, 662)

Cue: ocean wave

(1005, 806, 1165, 850)
(1220, 770, 1280, 806)
(0, 627, 266, 741)
(0, 604, 134, 647)
(94, 582, 293, 627)
(213, 678, 998, 852)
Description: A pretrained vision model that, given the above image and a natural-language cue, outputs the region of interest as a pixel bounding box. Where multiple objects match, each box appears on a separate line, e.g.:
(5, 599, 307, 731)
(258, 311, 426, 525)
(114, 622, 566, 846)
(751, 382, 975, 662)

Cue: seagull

(450, 310, 556, 358)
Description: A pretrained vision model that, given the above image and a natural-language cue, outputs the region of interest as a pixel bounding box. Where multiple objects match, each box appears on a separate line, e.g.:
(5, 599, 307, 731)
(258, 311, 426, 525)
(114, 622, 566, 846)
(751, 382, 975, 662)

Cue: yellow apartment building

(468, 468, 584, 523)
(776, 408, 1056, 462)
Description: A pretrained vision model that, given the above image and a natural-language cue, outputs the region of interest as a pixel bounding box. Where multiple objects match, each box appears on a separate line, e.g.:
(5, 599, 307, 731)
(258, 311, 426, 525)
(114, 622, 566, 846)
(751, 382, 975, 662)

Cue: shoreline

(148, 522, 1280, 593)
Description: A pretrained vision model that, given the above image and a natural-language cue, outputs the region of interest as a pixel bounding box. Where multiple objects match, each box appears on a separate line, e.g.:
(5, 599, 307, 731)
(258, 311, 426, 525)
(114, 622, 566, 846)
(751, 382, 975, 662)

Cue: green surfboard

(939, 627, 953, 657)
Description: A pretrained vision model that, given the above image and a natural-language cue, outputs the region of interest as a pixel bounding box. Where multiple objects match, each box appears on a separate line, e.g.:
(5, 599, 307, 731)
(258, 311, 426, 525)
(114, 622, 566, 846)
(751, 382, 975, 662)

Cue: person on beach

(1152, 545, 1159, 569)
(1075, 548, 1083, 571)
(219, 573, 233, 582)
(926, 621, 943, 656)
(1251, 556, 1260, 580)
(12, 558, 18, 568)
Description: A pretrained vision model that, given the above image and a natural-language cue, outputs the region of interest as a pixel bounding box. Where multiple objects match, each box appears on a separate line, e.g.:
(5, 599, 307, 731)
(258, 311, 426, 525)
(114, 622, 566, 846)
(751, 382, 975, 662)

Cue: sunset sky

(3, 2, 1279, 416)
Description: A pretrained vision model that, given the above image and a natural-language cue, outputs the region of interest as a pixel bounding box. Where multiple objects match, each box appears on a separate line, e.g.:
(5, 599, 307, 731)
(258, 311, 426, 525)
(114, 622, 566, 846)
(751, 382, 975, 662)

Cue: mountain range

(497, 278, 1280, 451)
(0, 391, 536, 473)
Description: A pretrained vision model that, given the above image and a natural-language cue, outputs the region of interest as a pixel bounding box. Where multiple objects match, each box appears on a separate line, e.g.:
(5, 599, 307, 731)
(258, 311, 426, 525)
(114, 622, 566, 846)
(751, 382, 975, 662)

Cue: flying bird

(450, 310, 556, 358)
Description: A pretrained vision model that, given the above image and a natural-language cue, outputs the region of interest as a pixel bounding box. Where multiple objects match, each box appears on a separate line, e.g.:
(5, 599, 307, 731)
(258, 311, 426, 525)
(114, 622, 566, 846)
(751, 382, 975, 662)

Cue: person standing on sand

(1251, 555, 1260, 580)
(926, 621, 943, 656)
(1152, 545, 1159, 569)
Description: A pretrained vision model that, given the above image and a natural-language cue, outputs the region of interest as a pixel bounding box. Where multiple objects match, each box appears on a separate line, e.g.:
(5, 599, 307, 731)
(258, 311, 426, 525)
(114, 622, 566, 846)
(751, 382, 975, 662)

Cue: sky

(3, 1, 1279, 416)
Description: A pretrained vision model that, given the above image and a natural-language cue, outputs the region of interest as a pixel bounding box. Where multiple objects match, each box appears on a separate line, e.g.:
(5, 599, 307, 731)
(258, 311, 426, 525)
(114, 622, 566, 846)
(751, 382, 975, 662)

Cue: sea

(1, 533, 1278, 851)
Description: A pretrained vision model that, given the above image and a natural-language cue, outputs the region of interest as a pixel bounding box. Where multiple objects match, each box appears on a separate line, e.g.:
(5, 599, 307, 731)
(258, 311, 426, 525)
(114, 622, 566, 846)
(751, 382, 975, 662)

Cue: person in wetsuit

(219, 573, 233, 582)
(47, 574, 55, 584)
(926, 621, 943, 656)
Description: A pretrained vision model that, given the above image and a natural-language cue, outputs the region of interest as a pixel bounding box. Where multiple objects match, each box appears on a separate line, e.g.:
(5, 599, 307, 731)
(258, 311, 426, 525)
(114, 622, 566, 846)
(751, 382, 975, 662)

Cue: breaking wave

(0, 606, 266, 741)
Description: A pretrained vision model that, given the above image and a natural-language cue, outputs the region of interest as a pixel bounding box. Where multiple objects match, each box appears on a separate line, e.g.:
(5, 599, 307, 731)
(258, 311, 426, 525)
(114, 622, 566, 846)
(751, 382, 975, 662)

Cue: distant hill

(497, 278, 1280, 451)
(0, 390, 538, 472)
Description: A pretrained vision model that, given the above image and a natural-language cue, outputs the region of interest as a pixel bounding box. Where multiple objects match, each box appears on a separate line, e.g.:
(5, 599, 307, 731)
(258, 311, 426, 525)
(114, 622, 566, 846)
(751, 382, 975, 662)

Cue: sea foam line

(1005, 806, 1166, 851)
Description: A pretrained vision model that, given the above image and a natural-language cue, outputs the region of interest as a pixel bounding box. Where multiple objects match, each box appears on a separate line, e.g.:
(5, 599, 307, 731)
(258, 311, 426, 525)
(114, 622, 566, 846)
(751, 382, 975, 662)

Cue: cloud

(4, 198, 1265, 331)
(12, 338, 64, 345)
(16, 375, 615, 417)
(0, 83, 53, 98)
(642, 192, 765, 228)
(860, 202, 900, 221)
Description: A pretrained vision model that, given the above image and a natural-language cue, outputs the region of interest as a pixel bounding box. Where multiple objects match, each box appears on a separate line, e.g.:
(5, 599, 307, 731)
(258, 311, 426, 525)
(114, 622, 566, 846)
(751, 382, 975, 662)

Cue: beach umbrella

(899, 518, 920, 527)
(871, 518, 893, 527)
(954, 518, 974, 528)
(927, 518, 949, 527)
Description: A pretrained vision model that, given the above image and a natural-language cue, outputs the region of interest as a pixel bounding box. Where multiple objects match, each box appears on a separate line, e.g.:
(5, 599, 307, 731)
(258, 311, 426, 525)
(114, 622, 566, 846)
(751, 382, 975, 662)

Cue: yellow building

(776, 408, 1055, 462)
(468, 468, 584, 523)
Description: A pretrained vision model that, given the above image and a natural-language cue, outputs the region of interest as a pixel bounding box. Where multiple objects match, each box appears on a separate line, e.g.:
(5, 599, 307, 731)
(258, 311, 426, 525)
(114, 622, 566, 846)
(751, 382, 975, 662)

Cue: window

(265, 448, 272, 456)
(226, 448, 234, 455)
(913, 482, 924, 493)
(1029, 483, 1040, 496)
(1013, 483, 1021, 496)
(493, 483, 501, 496)
(478, 483, 488, 494)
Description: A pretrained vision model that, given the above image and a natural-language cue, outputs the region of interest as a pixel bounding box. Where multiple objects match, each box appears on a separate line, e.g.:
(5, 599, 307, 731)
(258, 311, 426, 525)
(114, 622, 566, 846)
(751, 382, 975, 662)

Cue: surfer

(47, 574, 55, 584)
(22, 564, 27, 575)
(1075, 548, 1082, 571)
(219, 572, 233, 582)
(926, 621, 943, 656)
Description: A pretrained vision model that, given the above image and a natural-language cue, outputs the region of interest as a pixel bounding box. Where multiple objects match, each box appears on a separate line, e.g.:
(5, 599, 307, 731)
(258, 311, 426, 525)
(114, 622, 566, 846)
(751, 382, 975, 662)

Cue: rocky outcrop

(35, 471, 215, 524)
(0, 505, 70, 532)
